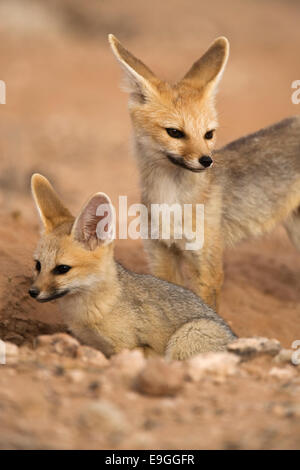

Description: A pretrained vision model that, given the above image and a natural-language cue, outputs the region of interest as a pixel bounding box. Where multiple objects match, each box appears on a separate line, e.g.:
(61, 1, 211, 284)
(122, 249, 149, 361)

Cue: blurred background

(0, 0, 299, 344)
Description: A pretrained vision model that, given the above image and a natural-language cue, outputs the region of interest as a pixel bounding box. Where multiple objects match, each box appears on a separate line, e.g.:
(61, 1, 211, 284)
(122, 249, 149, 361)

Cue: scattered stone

(76, 345, 108, 367)
(54, 365, 65, 376)
(273, 349, 294, 365)
(272, 403, 300, 418)
(269, 366, 296, 381)
(127, 432, 155, 449)
(35, 369, 52, 380)
(79, 400, 128, 435)
(187, 352, 240, 381)
(67, 369, 86, 383)
(228, 337, 281, 359)
(88, 380, 101, 392)
(35, 333, 79, 357)
(135, 358, 184, 397)
(110, 349, 146, 378)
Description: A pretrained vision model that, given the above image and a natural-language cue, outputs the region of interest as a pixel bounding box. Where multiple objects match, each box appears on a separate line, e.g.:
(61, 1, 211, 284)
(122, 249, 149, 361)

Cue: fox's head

(29, 174, 115, 303)
(109, 35, 229, 173)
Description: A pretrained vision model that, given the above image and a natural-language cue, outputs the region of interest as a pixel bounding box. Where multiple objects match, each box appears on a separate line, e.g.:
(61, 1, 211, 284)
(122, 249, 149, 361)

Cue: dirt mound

(0, 214, 64, 344)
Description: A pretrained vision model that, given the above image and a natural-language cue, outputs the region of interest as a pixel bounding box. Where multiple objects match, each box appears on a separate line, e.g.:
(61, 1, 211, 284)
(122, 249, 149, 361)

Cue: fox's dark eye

(53, 265, 72, 275)
(166, 128, 185, 139)
(35, 260, 41, 272)
(204, 130, 215, 140)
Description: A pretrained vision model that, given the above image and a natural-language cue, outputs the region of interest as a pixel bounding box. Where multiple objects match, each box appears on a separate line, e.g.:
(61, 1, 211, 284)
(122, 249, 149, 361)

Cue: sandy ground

(0, 0, 299, 449)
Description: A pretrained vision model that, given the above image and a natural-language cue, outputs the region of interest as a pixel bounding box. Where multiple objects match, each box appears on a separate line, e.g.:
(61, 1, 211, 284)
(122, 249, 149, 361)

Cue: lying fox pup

(29, 174, 235, 360)
(109, 34, 300, 310)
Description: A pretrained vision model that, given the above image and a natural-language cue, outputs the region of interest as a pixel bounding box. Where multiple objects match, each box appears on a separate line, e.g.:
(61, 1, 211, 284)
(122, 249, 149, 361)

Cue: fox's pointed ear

(72, 192, 115, 251)
(31, 174, 74, 232)
(109, 34, 159, 103)
(181, 37, 229, 95)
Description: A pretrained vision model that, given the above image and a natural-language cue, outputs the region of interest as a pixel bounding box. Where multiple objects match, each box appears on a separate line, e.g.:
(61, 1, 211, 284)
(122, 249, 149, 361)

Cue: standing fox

(109, 35, 300, 310)
(29, 174, 235, 360)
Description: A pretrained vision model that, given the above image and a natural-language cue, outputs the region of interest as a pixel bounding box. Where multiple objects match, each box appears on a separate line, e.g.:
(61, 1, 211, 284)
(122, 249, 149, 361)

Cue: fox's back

(215, 116, 300, 243)
(116, 263, 233, 331)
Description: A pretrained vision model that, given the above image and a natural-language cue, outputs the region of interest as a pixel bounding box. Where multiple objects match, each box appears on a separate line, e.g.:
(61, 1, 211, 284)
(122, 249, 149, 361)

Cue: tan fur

(109, 35, 300, 310)
(29, 174, 235, 359)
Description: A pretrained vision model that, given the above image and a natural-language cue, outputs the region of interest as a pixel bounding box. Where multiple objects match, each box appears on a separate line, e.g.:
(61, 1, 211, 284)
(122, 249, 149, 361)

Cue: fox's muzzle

(28, 287, 69, 302)
(166, 153, 213, 172)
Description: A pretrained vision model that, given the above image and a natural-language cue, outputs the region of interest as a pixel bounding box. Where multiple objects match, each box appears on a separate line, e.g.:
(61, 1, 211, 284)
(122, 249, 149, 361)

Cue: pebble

(79, 400, 128, 435)
(110, 349, 146, 378)
(135, 358, 184, 396)
(228, 337, 281, 359)
(35, 333, 79, 357)
(269, 366, 296, 380)
(67, 369, 86, 383)
(273, 349, 294, 365)
(76, 345, 108, 367)
(187, 352, 240, 381)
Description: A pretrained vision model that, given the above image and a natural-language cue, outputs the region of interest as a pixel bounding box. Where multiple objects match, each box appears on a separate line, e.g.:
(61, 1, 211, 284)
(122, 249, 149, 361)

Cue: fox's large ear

(72, 192, 115, 251)
(31, 174, 74, 232)
(181, 37, 229, 96)
(109, 34, 159, 103)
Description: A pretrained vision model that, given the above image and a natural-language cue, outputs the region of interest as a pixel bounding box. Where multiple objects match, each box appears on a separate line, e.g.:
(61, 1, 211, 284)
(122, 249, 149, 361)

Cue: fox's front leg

(143, 239, 183, 286)
(183, 243, 224, 311)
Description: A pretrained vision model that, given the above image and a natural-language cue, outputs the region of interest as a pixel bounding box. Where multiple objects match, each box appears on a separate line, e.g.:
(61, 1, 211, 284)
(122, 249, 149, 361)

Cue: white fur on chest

(144, 169, 201, 248)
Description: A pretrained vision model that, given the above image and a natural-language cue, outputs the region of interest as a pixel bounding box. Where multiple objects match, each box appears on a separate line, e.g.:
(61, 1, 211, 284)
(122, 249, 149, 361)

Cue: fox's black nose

(199, 155, 213, 168)
(29, 287, 40, 298)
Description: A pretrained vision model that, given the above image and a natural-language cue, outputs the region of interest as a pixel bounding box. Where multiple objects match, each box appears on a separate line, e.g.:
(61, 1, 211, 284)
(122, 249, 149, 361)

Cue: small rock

(187, 352, 239, 381)
(76, 345, 108, 367)
(272, 403, 300, 418)
(227, 337, 281, 359)
(79, 400, 128, 435)
(35, 369, 52, 380)
(269, 366, 296, 380)
(35, 333, 79, 357)
(273, 349, 294, 365)
(67, 369, 86, 383)
(54, 365, 65, 376)
(128, 432, 155, 449)
(88, 380, 101, 392)
(110, 349, 146, 378)
(135, 358, 184, 396)
(271, 403, 287, 417)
